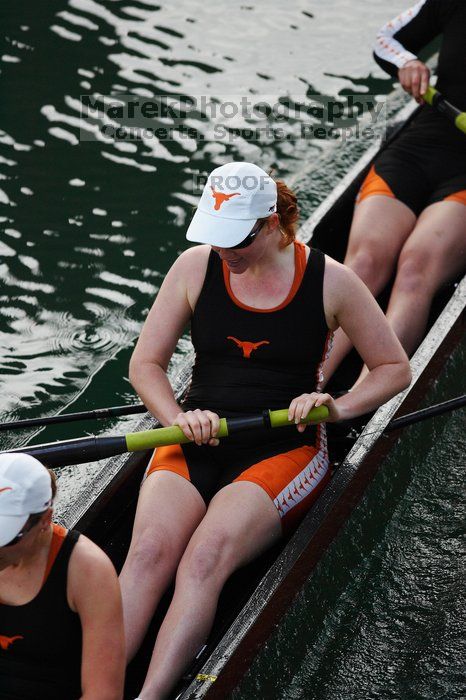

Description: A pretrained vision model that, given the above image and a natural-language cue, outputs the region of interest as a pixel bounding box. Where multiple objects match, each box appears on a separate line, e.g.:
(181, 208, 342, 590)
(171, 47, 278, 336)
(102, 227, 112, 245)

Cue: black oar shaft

(387, 394, 466, 431)
(226, 413, 270, 433)
(423, 86, 466, 134)
(0, 404, 146, 431)
(7, 435, 128, 469)
(429, 89, 461, 121)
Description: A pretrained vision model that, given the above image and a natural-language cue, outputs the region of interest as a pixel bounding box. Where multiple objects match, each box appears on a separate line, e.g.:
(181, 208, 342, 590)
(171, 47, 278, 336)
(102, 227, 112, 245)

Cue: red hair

(276, 179, 299, 247)
(48, 468, 57, 500)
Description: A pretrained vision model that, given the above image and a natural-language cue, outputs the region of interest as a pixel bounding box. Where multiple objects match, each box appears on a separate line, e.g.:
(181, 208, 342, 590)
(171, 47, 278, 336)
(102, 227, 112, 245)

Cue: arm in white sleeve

(373, 0, 444, 77)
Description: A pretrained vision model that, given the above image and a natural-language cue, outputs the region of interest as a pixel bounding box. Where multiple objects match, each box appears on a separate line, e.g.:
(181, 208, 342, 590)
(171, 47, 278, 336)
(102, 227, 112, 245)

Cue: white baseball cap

(0, 453, 53, 547)
(186, 162, 277, 248)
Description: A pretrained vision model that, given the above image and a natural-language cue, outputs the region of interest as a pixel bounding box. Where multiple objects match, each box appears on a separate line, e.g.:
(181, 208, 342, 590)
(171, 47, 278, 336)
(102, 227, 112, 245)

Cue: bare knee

(394, 249, 434, 296)
(178, 533, 230, 585)
(345, 245, 389, 291)
(126, 526, 175, 573)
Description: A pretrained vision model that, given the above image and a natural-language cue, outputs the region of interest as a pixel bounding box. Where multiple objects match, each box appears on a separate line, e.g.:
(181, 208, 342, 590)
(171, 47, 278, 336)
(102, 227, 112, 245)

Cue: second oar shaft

(0, 404, 147, 432)
(388, 394, 466, 431)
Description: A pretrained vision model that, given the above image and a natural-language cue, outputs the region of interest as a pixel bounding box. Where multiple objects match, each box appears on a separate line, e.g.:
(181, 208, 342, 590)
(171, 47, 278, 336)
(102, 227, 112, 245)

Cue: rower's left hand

(288, 392, 340, 431)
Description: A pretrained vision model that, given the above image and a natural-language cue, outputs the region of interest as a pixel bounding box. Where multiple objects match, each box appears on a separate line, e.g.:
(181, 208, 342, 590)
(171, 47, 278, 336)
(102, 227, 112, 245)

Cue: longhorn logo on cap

(210, 186, 241, 211)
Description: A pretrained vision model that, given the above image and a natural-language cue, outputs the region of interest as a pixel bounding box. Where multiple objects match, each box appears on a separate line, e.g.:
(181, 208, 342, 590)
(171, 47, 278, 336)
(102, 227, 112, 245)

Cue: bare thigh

(396, 200, 466, 288)
(178, 480, 282, 580)
(128, 470, 206, 563)
(346, 195, 417, 290)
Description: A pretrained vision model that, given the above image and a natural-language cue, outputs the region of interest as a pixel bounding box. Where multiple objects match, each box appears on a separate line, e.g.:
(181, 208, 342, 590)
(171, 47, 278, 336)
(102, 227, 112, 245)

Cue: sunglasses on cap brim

(229, 218, 268, 250)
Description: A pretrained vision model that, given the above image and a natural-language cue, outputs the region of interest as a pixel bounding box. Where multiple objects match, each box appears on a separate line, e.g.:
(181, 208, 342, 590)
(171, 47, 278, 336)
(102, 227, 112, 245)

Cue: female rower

(120, 161, 411, 699)
(0, 452, 125, 700)
(322, 0, 466, 384)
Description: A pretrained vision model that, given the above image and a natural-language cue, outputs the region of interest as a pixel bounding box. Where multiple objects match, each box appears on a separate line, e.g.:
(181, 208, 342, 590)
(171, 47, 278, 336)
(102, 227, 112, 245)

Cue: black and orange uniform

(0, 524, 82, 700)
(146, 241, 332, 531)
(359, 0, 466, 214)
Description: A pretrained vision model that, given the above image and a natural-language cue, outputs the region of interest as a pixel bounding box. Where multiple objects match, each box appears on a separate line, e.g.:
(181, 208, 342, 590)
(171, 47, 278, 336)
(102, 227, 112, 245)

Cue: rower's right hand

(173, 409, 220, 446)
(398, 59, 430, 104)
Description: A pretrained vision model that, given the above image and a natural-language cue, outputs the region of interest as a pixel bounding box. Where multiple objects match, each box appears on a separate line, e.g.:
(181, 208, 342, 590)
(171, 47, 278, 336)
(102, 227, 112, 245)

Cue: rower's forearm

(129, 361, 182, 427)
(335, 361, 411, 420)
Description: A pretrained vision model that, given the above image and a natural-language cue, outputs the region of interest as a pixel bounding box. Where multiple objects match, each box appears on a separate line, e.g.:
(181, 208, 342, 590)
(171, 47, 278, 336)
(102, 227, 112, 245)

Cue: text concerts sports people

(323, 0, 466, 385)
(0, 453, 125, 700)
(119, 162, 411, 699)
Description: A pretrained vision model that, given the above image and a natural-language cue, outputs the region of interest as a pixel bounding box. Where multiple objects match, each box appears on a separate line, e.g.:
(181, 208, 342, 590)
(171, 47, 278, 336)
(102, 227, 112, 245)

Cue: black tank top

(185, 242, 331, 415)
(0, 526, 82, 700)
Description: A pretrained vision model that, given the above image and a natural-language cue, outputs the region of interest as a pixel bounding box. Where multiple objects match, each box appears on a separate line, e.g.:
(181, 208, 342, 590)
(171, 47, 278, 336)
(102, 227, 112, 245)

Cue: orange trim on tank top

(356, 164, 396, 204)
(222, 240, 308, 313)
(42, 523, 67, 585)
(444, 190, 466, 205)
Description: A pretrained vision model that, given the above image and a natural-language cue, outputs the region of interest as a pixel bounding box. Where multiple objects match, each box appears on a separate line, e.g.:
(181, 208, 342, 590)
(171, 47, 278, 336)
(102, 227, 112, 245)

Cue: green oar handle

(422, 86, 466, 134)
(269, 405, 329, 428)
(422, 85, 438, 106)
(125, 406, 329, 452)
(126, 420, 228, 451)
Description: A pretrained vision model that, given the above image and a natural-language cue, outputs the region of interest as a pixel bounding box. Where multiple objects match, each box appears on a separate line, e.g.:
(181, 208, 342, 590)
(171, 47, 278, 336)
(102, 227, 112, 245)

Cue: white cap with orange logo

(186, 162, 277, 248)
(0, 453, 53, 547)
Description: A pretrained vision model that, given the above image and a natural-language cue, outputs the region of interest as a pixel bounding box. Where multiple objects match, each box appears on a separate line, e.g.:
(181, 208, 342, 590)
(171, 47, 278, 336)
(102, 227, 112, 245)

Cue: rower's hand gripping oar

(422, 86, 466, 134)
(0, 406, 329, 469)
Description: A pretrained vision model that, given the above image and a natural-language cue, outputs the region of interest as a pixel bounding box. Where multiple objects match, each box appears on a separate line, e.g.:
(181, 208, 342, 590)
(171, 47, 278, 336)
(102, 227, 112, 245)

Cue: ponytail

(276, 180, 299, 247)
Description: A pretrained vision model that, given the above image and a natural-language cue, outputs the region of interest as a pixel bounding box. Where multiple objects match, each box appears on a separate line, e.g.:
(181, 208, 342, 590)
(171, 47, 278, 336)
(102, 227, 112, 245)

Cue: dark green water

(234, 343, 465, 700)
(1, 2, 464, 698)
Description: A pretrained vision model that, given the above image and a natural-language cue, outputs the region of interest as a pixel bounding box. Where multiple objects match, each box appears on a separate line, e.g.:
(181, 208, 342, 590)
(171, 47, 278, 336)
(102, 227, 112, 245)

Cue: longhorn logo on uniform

(0, 635, 23, 650)
(210, 186, 241, 211)
(227, 336, 270, 358)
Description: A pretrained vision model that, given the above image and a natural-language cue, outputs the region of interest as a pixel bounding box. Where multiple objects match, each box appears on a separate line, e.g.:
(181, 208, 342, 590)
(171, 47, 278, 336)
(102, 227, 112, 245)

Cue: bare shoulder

(167, 244, 210, 285)
(68, 533, 117, 587)
(170, 244, 211, 309)
(67, 533, 122, 626)
(324, 254, 360, 288)
(172, 244, 210, 279)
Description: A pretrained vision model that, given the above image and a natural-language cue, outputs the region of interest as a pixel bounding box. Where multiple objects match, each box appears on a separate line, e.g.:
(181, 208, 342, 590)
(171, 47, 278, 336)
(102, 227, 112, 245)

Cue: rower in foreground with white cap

(121, 162, 411, 699)
(0, 452, 125, 700)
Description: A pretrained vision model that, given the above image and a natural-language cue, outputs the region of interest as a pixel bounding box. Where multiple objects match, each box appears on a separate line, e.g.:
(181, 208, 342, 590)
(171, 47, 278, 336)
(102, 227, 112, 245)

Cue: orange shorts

(144, 427, 331, 532)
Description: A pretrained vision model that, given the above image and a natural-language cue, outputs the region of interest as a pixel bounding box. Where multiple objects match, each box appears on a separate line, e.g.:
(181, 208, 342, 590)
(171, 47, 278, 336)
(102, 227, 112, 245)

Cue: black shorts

(357, 126, 466, 216)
